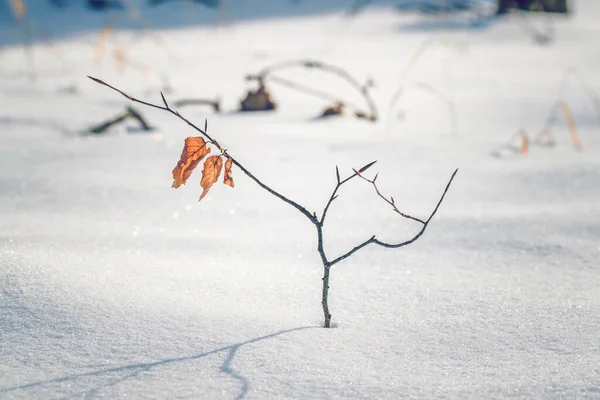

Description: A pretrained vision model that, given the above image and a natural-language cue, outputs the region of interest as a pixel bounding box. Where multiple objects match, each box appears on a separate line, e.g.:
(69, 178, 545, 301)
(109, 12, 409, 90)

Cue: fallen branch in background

(173, 97, 221, 113)
(88, 75, 457, 328)
(240, 85, 277, 112)
(242, 59, 378, 121)
(318, 102, 345, 119)
(87, 106, 152, 134)
(493, 111, 579, 158)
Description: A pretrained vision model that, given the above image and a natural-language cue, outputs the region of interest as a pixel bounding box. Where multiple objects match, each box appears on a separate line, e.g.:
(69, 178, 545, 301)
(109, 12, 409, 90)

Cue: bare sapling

(88, 76, 457, 328)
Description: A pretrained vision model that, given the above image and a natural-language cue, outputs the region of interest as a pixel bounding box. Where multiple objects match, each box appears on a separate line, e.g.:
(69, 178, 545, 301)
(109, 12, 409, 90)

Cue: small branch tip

(87, 75, 105, 85)
(160, 91, 169, 108)
(359, 160, 377, 173)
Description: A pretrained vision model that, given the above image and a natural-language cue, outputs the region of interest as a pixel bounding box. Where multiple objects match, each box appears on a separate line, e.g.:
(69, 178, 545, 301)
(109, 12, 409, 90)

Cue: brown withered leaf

(223, 158, 234, 188)
(171, 137, 211, 188)
(199, 155, 224, 201)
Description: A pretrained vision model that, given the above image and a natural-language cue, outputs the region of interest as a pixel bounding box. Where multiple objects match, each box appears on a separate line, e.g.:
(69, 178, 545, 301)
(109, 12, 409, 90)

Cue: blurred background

(3, 1, 600, 399)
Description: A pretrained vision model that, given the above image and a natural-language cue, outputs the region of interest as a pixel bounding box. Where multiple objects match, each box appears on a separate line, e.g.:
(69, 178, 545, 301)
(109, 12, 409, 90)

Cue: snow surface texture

(1, 1, 599, 398)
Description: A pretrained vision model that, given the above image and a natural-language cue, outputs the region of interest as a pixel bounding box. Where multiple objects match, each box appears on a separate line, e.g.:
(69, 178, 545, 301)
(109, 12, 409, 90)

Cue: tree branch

(319, 161, 377, 226)
(88, 76, 317, 225)
(355, 169, 425, 224)
(329, 168, 458, 266)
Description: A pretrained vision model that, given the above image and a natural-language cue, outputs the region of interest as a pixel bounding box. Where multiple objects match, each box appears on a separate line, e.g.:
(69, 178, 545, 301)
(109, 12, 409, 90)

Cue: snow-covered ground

(1, 1, 599, 398)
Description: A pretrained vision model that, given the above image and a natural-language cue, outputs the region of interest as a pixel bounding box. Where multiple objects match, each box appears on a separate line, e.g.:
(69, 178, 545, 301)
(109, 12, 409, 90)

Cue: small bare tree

(88, 76, 457, 328)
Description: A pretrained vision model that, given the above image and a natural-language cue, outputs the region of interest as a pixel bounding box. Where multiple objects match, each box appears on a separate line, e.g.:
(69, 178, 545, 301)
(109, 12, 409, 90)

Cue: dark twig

(355, 169, 425, 224)
(88, 76, 457, 328)
(328, 168, 458, 266)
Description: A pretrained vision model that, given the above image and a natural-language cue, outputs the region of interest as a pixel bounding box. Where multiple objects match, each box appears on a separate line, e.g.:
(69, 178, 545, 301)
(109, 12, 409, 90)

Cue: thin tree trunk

(321, 265, 331, 328)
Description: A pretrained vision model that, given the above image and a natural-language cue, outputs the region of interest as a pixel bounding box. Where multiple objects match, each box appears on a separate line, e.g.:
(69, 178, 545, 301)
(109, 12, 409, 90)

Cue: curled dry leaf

(223, 157, 234, 188)
(172, 137, 211, 188)
(199, 155, 224, 201)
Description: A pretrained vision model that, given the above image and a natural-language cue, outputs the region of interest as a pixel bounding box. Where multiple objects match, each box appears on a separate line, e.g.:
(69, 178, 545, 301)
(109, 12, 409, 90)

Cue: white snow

(1, 1, 599, 398)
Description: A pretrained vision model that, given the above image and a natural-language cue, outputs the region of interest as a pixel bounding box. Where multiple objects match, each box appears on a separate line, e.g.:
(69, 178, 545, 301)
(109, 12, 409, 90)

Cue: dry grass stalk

(94, 23, 113, 65)
(388, 38, 462, 134)
(559, 101, 582, 151)
(389, 81, 458, 134)
(495, 129, 530, 157)
(92, 10, 173, 80)
(9, 0, 26, 20)
(544, 68, 599, 137)
(8, 0, 35, 81)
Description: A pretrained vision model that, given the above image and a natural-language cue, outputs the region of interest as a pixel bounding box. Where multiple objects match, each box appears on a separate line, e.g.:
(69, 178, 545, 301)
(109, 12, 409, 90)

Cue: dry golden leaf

(172, 137, 211, 188)
(199, 155, 224, 201)
(223, 157, 234, 188)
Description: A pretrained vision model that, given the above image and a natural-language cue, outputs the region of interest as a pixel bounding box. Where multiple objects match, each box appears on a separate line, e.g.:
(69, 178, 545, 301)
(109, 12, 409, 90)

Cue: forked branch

(328, 168, 458, 266)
